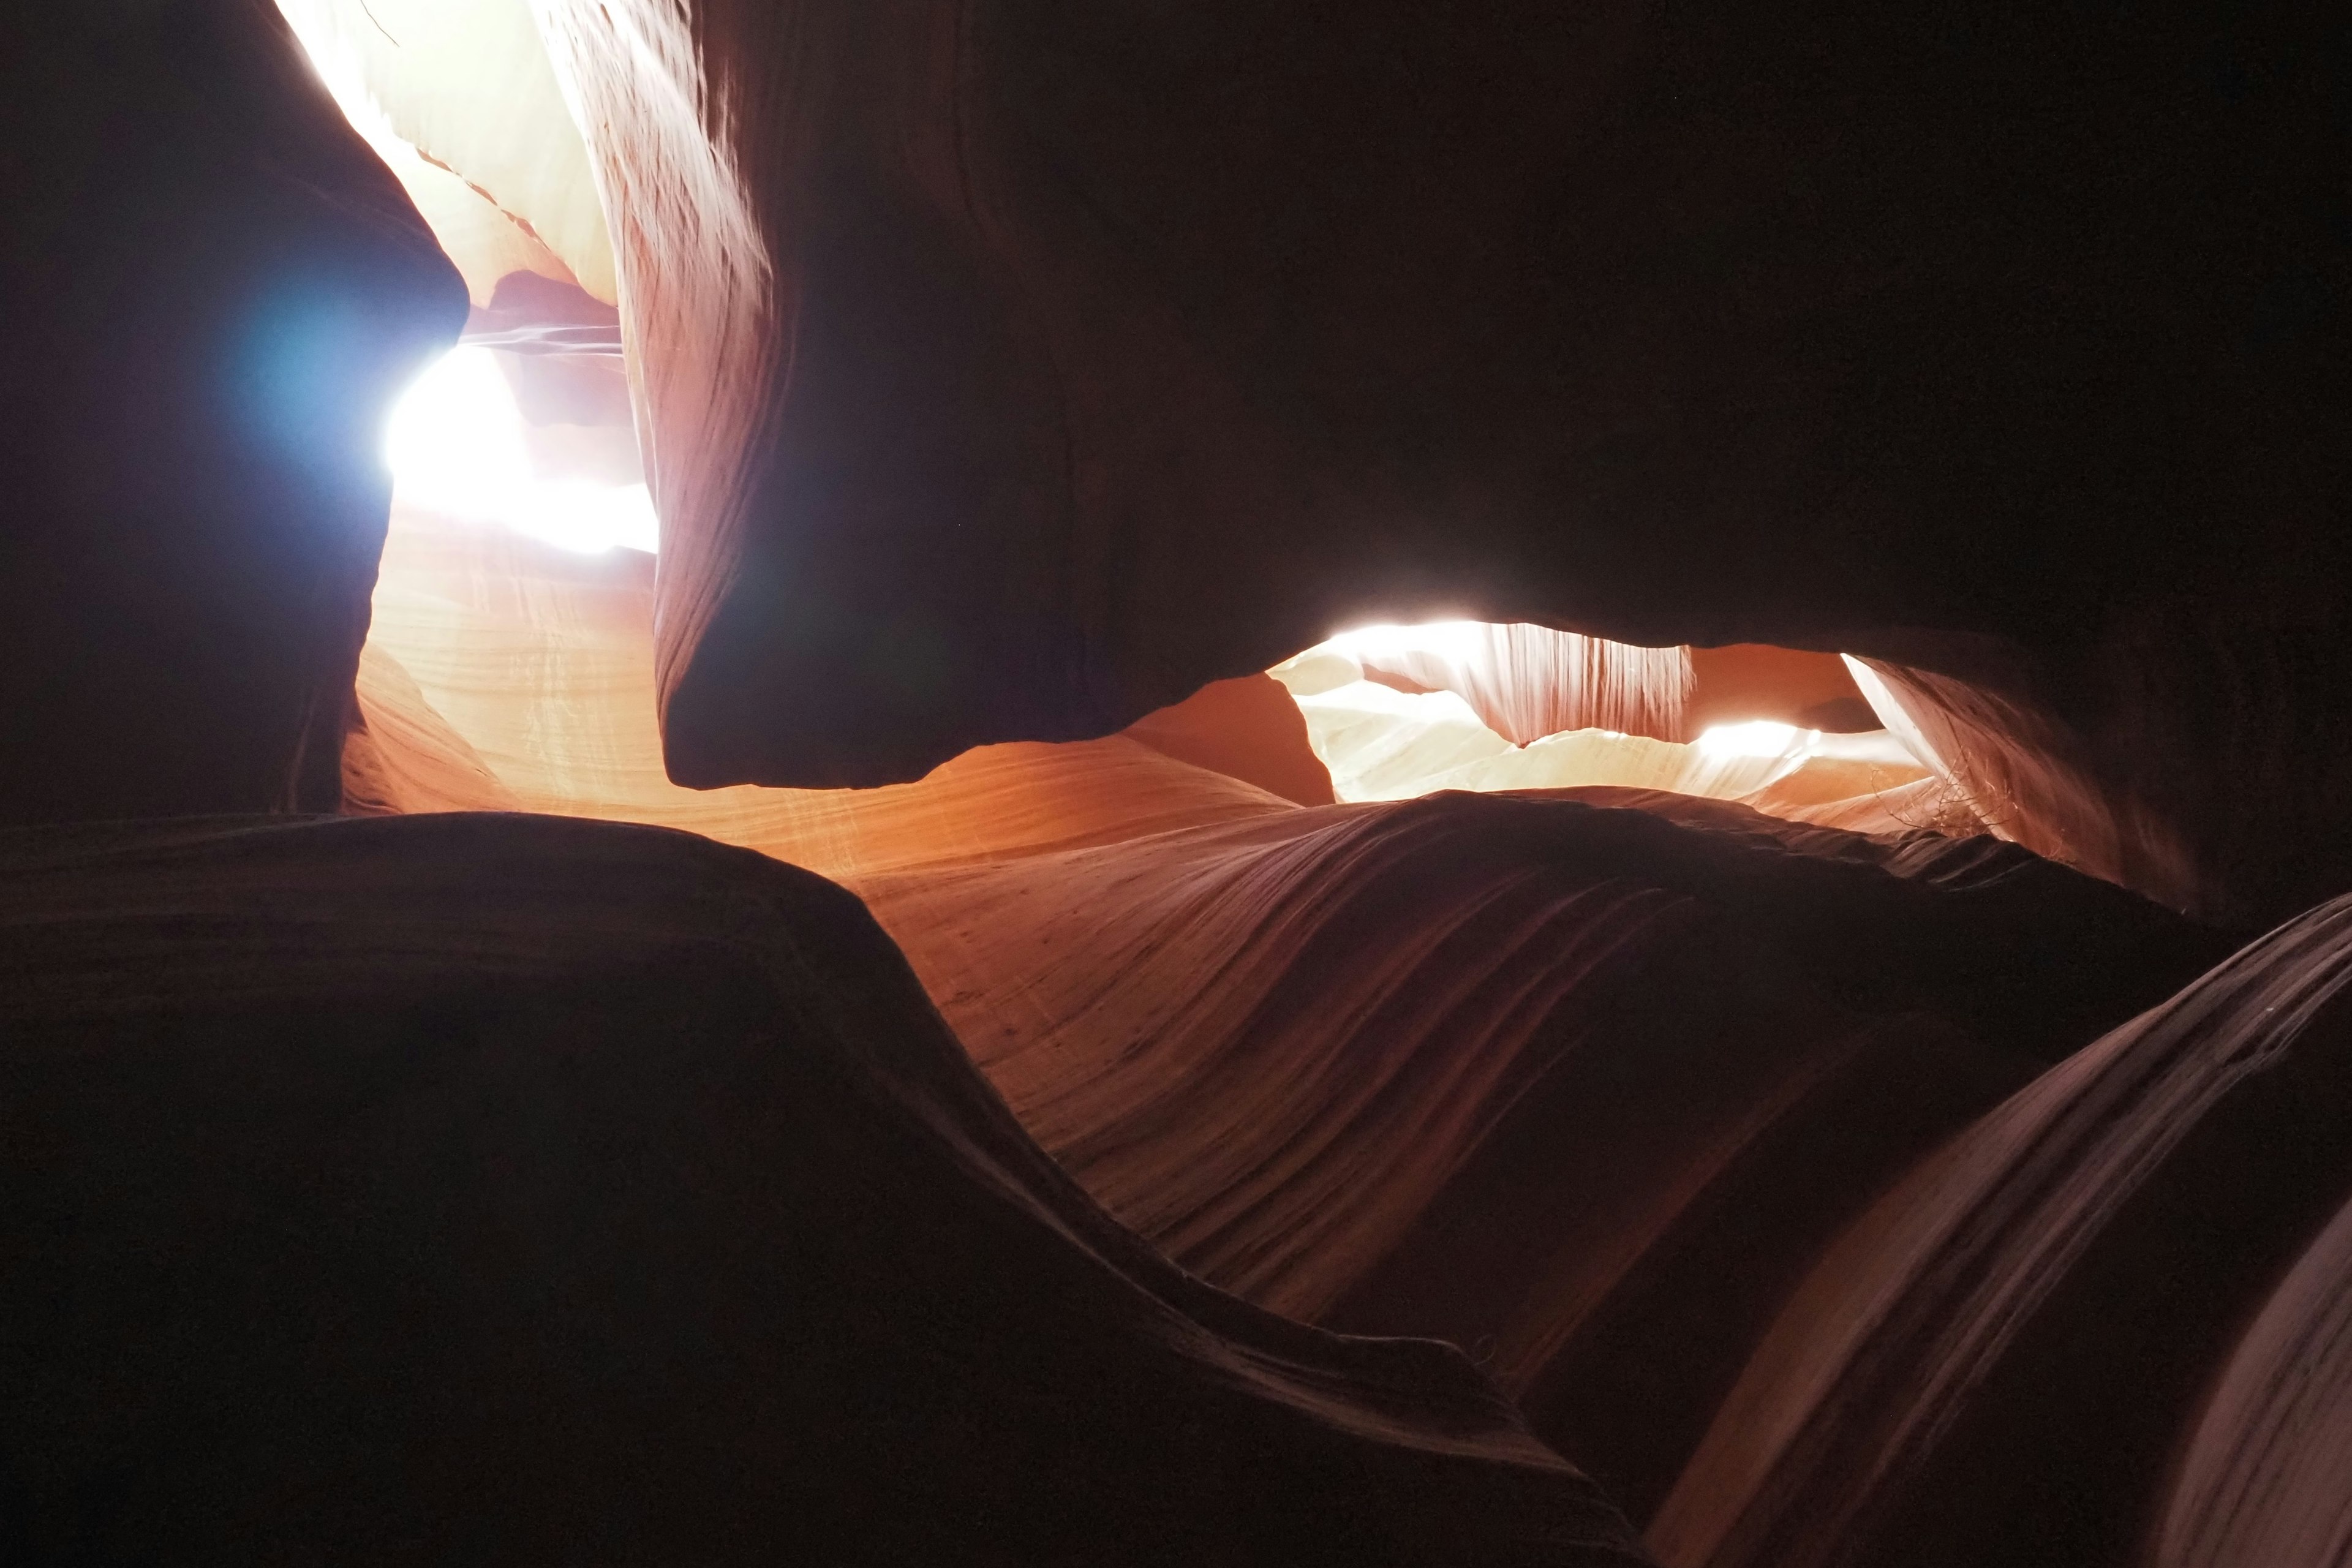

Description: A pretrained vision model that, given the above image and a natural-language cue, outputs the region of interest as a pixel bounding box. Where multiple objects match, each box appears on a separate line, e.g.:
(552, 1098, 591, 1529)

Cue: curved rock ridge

(356, 503, 2013, 887)
(1650, 891, 2352, 1568)
(341, 641, 522, 815)
(1532, 787, 2149, 902)
(1847, 654, 2201, 912)
(1684, 646, 1879, 736)
(1729, 765, 1980, 840)
(2155, 1183, 2352, 1568)
(0, 812, 1648, 1566)
(1121, 673, 1338, 807)
(852, 790, 2222, 1517)
(353, 502, 1297, 874)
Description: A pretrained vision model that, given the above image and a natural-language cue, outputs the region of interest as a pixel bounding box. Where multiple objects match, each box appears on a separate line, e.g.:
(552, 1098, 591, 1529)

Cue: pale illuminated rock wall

(276, 0, 613, 302)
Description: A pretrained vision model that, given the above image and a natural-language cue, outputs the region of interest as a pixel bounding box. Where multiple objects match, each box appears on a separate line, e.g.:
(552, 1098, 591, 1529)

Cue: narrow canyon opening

(288, 0, 2052, 887)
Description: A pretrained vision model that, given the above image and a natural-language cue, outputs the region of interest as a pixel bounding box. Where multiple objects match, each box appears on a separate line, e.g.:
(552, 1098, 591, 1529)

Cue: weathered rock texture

(337, 491, 2352, 1564)
(0, 3, 465, 824)
(347, 503, 1983, 867)
(0, 812, 1648, 1566)
(1350, 624, 1695, 748)
(525, 0, 2343, 918)
(1686, 647, 1875, 737)
(1335, 628, 1872, 750)
(852, 789, 2225, 1520)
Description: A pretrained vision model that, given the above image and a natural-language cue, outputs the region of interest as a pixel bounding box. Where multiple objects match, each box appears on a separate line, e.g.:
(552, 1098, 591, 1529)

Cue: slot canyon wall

(526, 0, 2346, 919)
(0, 4, 467, 823)
(5, 2, 2352, 1566)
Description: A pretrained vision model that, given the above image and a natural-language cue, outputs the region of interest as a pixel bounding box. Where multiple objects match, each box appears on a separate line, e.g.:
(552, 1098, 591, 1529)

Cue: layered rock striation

(853, 787, 2225, 1521)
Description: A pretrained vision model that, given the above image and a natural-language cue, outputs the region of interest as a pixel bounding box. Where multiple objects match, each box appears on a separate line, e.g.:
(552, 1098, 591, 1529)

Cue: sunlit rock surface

(1121, 673, 1338, 807)
(353, 503, 1303, 873)
(276, 0, 612, 303)
(1316, 625, 1875, 750)
(354, 505, 1966, 865)
(1686, 646, 1880, 736)
(336, 497, 2352, 1564)
(1270, 632, 1951, 830)
(0, 812, 1646, 1566)
(1334, 622, 1695, 747)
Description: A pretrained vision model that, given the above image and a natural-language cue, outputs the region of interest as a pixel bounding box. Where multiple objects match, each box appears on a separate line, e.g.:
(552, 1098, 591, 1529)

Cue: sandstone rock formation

(350, 500, 1302, 871)
(1652, 892, 2352, 1568)
(0, 812, 1646, 1566)
(276, 0, 612, 303)
(2156, 1182, 2352, 1568)
(1319, 625, 1875, 752)
(349, 498, 1994, 876)
(1340, 623, 1695, 748)
(209, 0, 2343, 917)
(516, 0, 2343, 918)
(7, 1, 2352, 1562)
(0, 3, 464, 824)
(852, 789, 2223, 1512)
(1267, 629, 1959, 835)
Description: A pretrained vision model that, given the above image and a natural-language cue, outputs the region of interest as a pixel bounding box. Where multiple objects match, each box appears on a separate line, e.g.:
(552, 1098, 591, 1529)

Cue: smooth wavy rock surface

(1122, 673, 1338, 807)
(0, 812, 1646, 1566)
(1650, 892, 2352, 1568)
(1285, 679, 1934, 815)
(853, 790, 2222, 1518)
(1684, 646, 1879, 736)
(1847, 653, 2201, 911)
(2155, 1182, 2352, 1568)
(353, 502, 1298, 875)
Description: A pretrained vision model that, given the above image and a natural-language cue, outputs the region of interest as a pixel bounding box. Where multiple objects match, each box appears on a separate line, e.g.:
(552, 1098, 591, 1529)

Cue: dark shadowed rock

(536, 0, 2343, 918)
(0, 2, 465, 824)
(0, 812, 1646, 1566)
